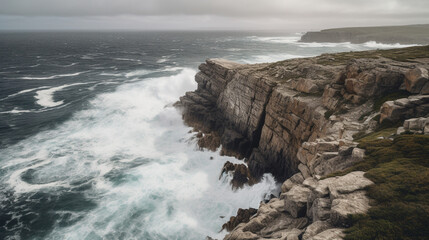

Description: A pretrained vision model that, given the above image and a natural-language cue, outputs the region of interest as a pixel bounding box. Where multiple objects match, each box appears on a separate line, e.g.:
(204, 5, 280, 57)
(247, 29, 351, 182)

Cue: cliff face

(178, 46, 429, 240)
(300, 24, 429, 44)
(178, 47, 429, 183)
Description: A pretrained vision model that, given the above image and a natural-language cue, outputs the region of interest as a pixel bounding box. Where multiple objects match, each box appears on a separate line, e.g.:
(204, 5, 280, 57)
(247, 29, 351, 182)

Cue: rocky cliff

(300, 24, 429, 44)
(176, 45, 429, 240)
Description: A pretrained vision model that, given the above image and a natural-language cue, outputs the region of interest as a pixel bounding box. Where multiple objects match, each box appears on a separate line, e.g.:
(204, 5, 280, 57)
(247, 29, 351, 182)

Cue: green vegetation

(330, 133, 429, 240)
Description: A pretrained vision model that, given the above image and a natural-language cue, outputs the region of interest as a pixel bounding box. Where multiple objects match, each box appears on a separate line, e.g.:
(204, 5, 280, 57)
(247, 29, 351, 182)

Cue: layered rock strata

(176, 47, 429, 239)
(224, 171, 373, 240)
(177, 53, 429, 182)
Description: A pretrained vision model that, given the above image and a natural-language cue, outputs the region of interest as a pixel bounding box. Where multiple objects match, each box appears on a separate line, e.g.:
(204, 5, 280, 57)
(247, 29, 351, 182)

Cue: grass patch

(338, 134, 429, 240)
(353, 128, 397, 142)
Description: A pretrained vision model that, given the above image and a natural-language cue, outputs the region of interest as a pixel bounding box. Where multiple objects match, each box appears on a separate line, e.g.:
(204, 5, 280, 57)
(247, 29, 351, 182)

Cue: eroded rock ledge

(175, 46, 429, 239)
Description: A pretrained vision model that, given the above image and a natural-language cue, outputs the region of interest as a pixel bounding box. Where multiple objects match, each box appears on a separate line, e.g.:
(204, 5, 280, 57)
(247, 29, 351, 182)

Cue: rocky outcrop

(380, 95, 429, 123)
(178, 53, 428, 182)
(177, 46, 429, 239)
(219, 161, 258, 189)
(222, 208, 258, 232)
(299, 24, 429, 44)
(224, 171, 373, 240)
(397, 116, 429, 135)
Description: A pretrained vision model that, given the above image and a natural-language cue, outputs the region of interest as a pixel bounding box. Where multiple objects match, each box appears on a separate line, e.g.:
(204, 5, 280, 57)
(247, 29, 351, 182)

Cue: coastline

(300, 24, 429, 45)
(177, 46, 429, 239)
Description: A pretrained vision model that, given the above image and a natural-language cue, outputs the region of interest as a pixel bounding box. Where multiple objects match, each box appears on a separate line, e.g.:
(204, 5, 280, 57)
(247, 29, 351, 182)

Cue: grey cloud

(1, 0, 429, 18)
(0, 0, 428, 30)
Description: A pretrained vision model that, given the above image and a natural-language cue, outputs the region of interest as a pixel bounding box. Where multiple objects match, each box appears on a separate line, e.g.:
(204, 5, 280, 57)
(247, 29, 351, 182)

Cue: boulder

(405, 67, 428, 93)
(222, 208, 258, 232)
(403, 117, 429, 133)
(224, 227, 259, 240)
(284, 185, 312, 218)
(308, 228, 345, 240)
(259, 214, 308, 237)
(302, 221, 332, 240)
(269, 228, 303, 240)
(293, 78, 320, 93)
(308, 198, 331, 221)
(281, 173, 305, 193)
(330, 191, 370, 227)
(328, 171, 373, 199)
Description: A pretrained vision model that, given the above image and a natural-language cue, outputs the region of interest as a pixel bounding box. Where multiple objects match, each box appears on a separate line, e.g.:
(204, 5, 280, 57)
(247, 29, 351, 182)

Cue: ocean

(0, 31, 417, 240)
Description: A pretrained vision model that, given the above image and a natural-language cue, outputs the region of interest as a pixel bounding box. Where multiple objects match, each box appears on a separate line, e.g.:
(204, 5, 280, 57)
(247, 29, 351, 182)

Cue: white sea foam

(156, 56, 170, 63)
(124, 69, 153, 78)
(362, 41, 420, 49)
(20, 71, 87, 80)
(100, 72, 123, 77)
(0, 68, 279, 240)
(248, 36, 301, 44)
(296, 41, 355, 48)
(34, 82, 91, 108)
(0, 86, 49, 101)
(113, 58, 142, 63)
(58, 62, 78, 67)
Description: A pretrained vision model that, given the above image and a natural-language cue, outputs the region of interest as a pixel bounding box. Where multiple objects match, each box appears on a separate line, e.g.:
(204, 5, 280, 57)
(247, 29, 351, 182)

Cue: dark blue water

(0, 31, 413, 240)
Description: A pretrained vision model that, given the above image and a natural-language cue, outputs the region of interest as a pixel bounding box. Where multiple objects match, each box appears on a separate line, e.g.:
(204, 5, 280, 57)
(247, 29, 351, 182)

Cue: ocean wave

(362, 41, 420, 49)
(0, 108, 34, 114)
(56, 63, 78, 67)
(247, 35, 301, 44)
(156, 56, 171, 63)
(0, 68, 279, 239)
(0, 86, 49, 101)
(20, 71, 88, 80)
(34, 82, 92, 108)
(124, 69, 155, 78)
(295, 41, 355, 48)
(100, 72, 123, 77)
(113, 58, 142, 63)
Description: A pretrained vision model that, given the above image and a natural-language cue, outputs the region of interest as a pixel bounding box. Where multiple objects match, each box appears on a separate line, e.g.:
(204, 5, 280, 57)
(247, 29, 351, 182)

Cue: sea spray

(0, 68, 279, 240)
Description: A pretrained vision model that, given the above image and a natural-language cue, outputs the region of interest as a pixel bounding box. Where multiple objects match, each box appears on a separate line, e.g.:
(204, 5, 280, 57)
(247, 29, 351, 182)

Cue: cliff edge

(176, 45, 429, 240)
(300, 24, 429, 44)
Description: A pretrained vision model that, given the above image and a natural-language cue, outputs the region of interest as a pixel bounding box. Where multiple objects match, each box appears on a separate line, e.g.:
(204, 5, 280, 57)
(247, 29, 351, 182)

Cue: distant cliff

(300, 24, 429, 44)
(177, 46, 429, 240)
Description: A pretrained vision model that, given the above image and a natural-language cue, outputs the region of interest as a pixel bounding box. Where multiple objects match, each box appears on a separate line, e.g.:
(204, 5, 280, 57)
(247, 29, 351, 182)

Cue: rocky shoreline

(300, 24, 429, 44)
(176, 46, 429, 239)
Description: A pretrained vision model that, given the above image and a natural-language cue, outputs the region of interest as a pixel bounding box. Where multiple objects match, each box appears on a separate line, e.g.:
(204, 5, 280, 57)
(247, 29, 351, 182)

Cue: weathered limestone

(398, 117, 429, 134)
(405, 67, 429, 94)
(380, 95, 429, 123)
(308, 228, 345, 240)
(330, 191, 370, 227)
(224, 171, 373, 240)
(302, 221, 332, 240)
(177, 51, 429, 240)
(222, 208, 258, 232)
(283, 185, 313, 218)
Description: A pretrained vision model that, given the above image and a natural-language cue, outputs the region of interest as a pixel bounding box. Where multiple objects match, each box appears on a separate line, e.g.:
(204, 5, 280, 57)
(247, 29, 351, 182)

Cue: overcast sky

(1, 0, 428, 31)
